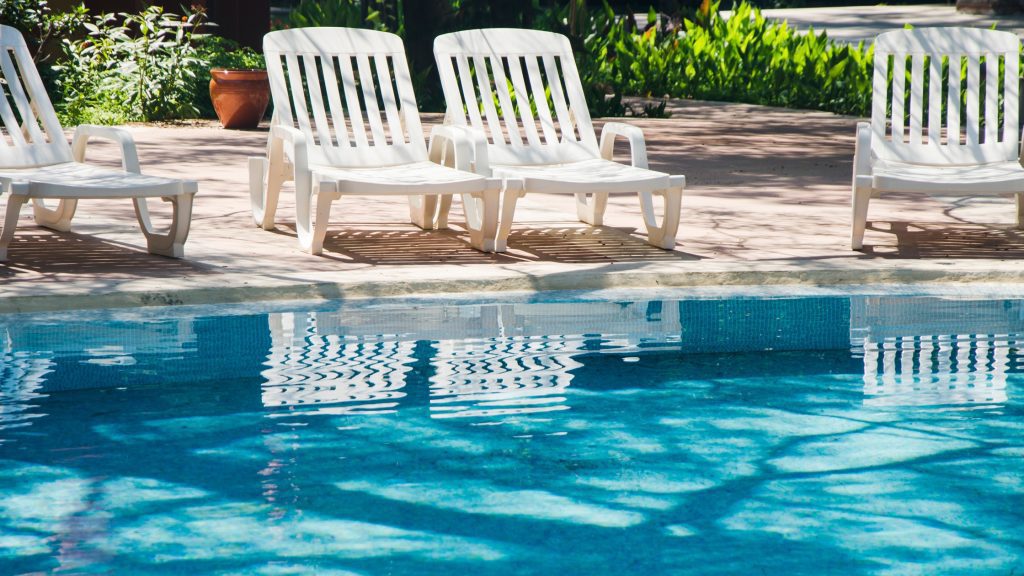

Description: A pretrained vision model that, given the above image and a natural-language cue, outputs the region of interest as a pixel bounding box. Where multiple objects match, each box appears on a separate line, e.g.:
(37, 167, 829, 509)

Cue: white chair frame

(853, 27, 1024, 249)
(0, 25, 196, 260)
(250, 27, 510, 254)
(434, 28, 684, 251)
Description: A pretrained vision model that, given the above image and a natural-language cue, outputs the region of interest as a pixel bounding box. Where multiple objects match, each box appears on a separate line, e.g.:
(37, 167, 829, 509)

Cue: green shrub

(1, 0, 87, 99)
(0, 0, 87, 62)
(54, 6, 208, 124)
(284, 0, 388, 30)
(583, 0, 874, 117)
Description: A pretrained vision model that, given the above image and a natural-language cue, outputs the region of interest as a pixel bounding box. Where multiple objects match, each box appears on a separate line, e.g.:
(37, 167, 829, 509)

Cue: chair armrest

(71, 124, 141, 174)
(271, 124, 309, 173)
(429, 124, 491, 175)
(854, 122, 872, 179)
(599, 121, 649, 169)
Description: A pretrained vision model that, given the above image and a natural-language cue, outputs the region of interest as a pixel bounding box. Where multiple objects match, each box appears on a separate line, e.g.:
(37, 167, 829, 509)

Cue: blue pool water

(1, 293, 1023, 574)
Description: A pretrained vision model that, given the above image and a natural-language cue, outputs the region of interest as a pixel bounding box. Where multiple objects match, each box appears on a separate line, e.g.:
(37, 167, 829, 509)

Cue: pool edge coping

(6, 265, 1024, 314)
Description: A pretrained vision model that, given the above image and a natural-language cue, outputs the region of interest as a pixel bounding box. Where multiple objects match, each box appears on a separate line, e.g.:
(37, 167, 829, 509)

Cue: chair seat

(873, 159, 1024, 194)
(492, 158, 681, 194)
(0, 162, 196, 198)
(313, 161, 490, 195)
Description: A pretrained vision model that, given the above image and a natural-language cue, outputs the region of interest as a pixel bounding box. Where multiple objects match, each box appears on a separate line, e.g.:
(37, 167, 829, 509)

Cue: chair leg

(852, 184, 872, 250)
(1016, 193, 1024, 229)
(296, 181, 335, 256)
(133, 194, 193, 258)
(409, 195, 440, 230)
(0, 195, 27, 261)
(32, 198, 78, 232)
(436, 194, 453, 229)
(462, 190, 499, 252)
(638, 187, 682, 250)
(494, 185, 523, 253)
(575, 192, 609, 226)
(250, 156, 285, 230)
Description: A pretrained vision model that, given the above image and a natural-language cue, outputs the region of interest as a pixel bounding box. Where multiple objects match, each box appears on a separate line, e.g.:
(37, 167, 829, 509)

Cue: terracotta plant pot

(209, 69, 270, 130)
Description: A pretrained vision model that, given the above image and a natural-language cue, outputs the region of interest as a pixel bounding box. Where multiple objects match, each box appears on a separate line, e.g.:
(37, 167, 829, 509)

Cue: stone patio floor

(3, 99, 1024, 313)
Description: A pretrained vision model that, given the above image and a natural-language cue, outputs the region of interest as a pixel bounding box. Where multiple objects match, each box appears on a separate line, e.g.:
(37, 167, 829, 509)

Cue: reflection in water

(861, 334, 1012, 406)
(430, 335, 580, 419)
(0, 350, 51, 434)
(1, 296, 1024, 574)
(261, 312, 412, 416)
(851, 297, 1024, 407)
(428, 302, 684, 419)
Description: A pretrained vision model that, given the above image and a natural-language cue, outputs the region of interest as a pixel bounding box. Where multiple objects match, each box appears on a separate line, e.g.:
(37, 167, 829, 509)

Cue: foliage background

(2, 0, 876, 124)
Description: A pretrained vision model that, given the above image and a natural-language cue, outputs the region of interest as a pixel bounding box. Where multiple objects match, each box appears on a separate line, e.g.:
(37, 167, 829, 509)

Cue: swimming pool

(1, 292, 1022, 574)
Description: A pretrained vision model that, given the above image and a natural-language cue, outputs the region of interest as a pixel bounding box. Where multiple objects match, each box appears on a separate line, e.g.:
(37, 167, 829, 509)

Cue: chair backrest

(0, 25, 73, 168)
(263, 28, 427, 168)
(871, 27, 1020, 165)
(434, 28, 600, 167)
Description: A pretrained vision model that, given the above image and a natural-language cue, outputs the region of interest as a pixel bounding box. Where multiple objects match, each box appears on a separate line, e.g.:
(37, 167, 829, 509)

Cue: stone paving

(759, 4, 1024, 44)
(2, 99, 1024, 313)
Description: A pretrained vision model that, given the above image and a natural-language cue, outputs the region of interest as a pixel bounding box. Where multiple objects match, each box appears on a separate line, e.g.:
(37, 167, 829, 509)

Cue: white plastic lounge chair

(250, 27, 507, 254)
(853, 27, 1024, 249)
(0, 25, 196, 260)
(433, 28, 685, 251)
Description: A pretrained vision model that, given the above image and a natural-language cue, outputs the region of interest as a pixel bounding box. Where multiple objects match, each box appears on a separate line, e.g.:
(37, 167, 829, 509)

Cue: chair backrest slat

(453, 54, 485, 134)
(354, 54, 386, 145)
(284, 53, 313, 136)
(927, 55, 942, 147)
(965, 54, 981, 146)
(0, 78, 27, 148)
(301, 54, 335, 152)
(472, 55, 505, 145)
(871, 58, 888, 139)
(542, 54, 576, 142)
(1004, 52, 1019, 144)
(908, 53, 924, 144)
(984, 51, 999, 144)
(0, 25, 73, 168)
(336, 55, 369, 148)
(320, 55, 351, 148)
(0, 49, 44, 146)
(890, 54, 906, 144)
(947, 55, 962, 147)
(264, 28, 427, 167)
(373, 55, 403, 145)
(558, 47, 597, 148)
(435, 28, 600, 166)
(390, 53, 423, 148)
(486, 55, 524, 147)
(872, 28, 1019, 164)
(524, 56, 559, 144)
(505, 55, 542, 147)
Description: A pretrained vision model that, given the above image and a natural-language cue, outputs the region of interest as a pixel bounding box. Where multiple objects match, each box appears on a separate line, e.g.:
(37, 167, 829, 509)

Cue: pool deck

(3, 99, 1024, 313)
(759, 4, 1024, 45)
